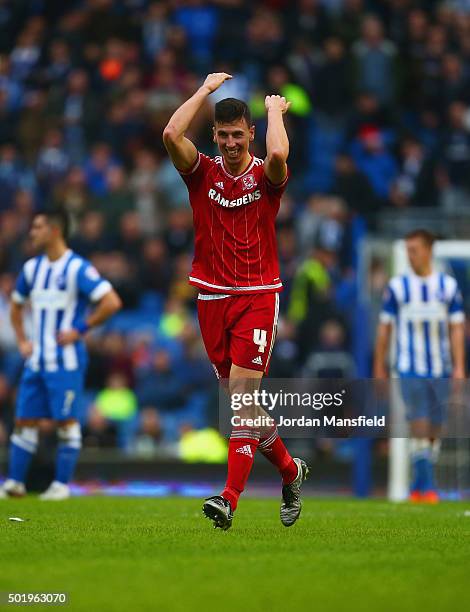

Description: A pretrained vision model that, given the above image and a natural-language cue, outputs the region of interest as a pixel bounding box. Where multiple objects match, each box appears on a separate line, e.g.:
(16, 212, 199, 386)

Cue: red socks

(258, 427, 298, 485)
(221, 426, 298, 511)
(221, 431, 259, 511)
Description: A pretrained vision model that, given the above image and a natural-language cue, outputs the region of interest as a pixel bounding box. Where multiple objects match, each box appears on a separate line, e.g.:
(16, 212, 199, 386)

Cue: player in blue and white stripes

(374, 229, 465, 502)
(0, 210, 121, 500)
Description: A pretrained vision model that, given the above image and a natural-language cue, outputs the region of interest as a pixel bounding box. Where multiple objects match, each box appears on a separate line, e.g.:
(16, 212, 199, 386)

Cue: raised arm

(163, 72, 232, 172)
(264, 95, 291, 185)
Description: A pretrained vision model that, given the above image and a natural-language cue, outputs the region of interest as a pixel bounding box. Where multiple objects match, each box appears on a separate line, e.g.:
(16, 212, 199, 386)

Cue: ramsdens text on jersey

(208, 188, 262, 208)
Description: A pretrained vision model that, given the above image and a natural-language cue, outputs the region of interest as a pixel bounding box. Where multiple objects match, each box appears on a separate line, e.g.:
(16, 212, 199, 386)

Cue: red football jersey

(179, 152, 288, 295)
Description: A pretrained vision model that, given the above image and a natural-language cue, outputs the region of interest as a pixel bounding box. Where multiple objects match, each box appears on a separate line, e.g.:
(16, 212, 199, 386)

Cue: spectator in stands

(350, 124, 398, 203)
(95, 250, 141, 309)
(435, 53, 470, 117)
(118, 211, 144, 265)
(267, 317, 299, 377)
(346, 91, 396, 144)
(331, 0, 364, 46)
(9, 24, 42, 83)
(390, 137, 439, 208)
(41, 38, 72, 87)
(164, 209, 193, 257)
(156, 156, 191, 211)
(53, 166, 92, 231)
(173, 0, 219, 74)
(242, 8, 285, 81)
(0, 50, 24, 111)
(139, 237, 172, 295)
(287, 0, 329, 45)
(288, 240, 337, 365)
(266, 64, 311, 171)
(333, 152, 379, 220)
(286, 38, 317, 99)
(97, 166, 134, 236)
(16, 89, 48, 162)
(142, 1, 171, 61)
(136, 348, 186, 417)
(70, 209, 110, 258)
(129, 149, 163, 235)
(88, 372, 138, 452)
(0, 209, 27, 273)
(314, 36, 351, 119)
(48, 68, 100, 162)
(303, 318, 353, 378)
(133, 407, 163, 456)
(352, 14, 398, 106)
(419, 24, 448, 110)
(0, 143, 35, 210)
(83, 142, 121, 197)
(36, 128, 70, 200)
(438, 100, 470, 210)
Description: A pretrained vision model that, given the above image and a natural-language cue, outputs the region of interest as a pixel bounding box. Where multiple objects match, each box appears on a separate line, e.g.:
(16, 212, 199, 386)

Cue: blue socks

(8, 424, 82, 487)
(8, 428, 38, 483)
(410, 439, 435, 493)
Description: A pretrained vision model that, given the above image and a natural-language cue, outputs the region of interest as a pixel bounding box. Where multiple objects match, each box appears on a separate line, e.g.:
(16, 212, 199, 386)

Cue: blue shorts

(16, 367, 85, 422)
(399, 377, 450, 425)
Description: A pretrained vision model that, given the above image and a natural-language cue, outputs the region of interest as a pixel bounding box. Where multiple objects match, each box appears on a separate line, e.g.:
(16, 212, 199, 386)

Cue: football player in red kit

(163, 72, 308, 530)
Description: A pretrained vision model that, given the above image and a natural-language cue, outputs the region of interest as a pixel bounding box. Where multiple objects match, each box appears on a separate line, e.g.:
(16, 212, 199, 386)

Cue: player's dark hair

(37, 208, 70, 241)
(405, 228, 435, 248)
(214, 98, 252, 127)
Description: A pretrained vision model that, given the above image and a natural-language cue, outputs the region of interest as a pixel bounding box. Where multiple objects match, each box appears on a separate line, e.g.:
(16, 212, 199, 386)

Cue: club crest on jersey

(242, 174, 256, 190)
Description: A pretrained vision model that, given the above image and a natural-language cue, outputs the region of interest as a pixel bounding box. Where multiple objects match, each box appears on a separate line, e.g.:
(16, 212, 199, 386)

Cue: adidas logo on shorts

(252, 356, 263, 365)
(235, 444, 253, 458)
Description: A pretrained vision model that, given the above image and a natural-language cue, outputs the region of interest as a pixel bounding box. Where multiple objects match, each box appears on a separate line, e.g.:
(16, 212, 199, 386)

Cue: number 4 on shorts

(253, 329, 267, 353)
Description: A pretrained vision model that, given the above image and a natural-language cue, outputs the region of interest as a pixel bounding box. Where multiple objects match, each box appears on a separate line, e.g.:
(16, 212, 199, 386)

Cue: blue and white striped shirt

(12, 249, 112, 372)
(380, 271, 465, 377)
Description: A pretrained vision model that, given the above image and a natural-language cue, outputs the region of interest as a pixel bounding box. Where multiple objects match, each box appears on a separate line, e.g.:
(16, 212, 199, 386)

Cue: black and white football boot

(280, 458, 310, 527)
(202, 495, 233, 531)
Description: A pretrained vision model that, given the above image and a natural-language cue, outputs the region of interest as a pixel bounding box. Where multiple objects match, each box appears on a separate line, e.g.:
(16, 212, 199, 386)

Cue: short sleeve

(178, 152, 212, 188)
(77, 262, 112, 302)
(448, 284, 465, 323)
(263, 164, 290, 197)
(11, 258, 37, 304)
(379, 284, 399, 323)
(12, 268, 30, 304)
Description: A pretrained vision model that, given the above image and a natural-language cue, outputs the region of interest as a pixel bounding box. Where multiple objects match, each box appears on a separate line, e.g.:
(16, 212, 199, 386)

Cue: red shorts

(197, 292, 280, 379)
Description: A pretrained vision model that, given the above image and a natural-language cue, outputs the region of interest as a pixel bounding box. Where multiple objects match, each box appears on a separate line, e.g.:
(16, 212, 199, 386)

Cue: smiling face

(213, 118, 254, 170)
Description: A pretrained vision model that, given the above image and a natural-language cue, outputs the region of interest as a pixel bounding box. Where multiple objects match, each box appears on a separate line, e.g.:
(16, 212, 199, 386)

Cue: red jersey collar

(220, 154, 255, 179)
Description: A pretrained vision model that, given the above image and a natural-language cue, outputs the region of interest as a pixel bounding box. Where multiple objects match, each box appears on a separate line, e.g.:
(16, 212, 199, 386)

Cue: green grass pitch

(0, 497, 469, 612)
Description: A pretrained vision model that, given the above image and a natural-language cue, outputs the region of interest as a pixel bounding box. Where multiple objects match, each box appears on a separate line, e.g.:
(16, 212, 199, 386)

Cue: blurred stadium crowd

(1, 0, 470, 454)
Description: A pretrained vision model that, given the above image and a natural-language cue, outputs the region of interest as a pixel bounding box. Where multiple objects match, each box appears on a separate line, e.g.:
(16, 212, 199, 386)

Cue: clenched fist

(201, 72, 233, 94)
(265, 95, 291, 114)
